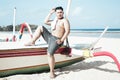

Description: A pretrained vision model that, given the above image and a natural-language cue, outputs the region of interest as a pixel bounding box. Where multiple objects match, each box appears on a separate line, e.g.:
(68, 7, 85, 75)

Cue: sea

(0, 28, 120, 42)
(69, 28, 120, 38)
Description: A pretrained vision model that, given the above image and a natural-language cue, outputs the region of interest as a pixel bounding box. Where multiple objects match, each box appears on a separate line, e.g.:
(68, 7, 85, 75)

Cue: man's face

(55, 9, 64, 19)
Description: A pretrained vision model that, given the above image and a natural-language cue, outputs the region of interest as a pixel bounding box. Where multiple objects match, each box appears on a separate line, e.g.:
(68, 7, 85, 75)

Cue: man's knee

(37, 25, 44, 32)
(47, 52, 54, 56)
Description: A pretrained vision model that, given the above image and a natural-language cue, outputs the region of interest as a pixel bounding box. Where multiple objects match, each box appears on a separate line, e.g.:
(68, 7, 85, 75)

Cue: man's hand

(50, 8, 55, 14)
(44, 8, 56, 25)
(56, 39, 62, 44)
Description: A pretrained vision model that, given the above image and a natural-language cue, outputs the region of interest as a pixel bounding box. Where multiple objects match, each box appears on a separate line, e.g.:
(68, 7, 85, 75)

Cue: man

(25, 6, 70, 78)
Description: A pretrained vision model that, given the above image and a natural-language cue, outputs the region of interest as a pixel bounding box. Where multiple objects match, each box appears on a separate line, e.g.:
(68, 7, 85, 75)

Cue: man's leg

(47, 36, 61, 78)
(25, 25, 43, 46)
(47, 54, 56, 78)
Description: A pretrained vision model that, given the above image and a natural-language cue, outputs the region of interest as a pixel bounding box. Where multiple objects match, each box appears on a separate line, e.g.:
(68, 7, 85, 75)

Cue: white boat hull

(0, 42, 84, 77)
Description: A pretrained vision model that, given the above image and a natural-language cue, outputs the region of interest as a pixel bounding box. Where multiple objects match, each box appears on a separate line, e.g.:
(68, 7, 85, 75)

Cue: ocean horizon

(0, 28, 120, 40)
(69, 28, 120, 38)
(71, 28, 120, 32)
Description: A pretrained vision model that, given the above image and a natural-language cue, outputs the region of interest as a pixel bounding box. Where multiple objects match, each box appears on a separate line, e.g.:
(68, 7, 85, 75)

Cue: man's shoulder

(62, 18, 69, 22)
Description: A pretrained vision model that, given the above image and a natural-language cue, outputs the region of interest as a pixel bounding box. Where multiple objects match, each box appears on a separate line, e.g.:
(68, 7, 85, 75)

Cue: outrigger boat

(0, 40, 120, 78)
(0, 42, 85, 77)
(1, 0, 120, 78)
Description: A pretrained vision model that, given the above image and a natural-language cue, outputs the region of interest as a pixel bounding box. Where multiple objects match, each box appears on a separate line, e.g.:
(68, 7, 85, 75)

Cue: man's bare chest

(56, 21, 64, 28)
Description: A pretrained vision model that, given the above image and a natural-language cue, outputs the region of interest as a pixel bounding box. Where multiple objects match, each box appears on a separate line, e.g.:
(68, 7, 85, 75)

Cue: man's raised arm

(44, 8, 55, 26)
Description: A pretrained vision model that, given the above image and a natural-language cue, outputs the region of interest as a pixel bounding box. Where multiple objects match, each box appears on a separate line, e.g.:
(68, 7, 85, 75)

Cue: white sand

(0, 36, 120, 80)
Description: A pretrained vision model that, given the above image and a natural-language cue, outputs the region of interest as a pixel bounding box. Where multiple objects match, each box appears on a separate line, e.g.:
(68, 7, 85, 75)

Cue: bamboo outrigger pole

(64, 0, 120, 72)
(12, 7, 16, 41)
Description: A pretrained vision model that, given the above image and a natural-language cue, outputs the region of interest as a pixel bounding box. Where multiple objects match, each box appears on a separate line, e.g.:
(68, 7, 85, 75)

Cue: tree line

(0, 24, 37, 31)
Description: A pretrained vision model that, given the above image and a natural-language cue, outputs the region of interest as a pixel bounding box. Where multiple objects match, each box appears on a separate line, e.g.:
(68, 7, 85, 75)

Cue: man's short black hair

(55, 6, 63, 11)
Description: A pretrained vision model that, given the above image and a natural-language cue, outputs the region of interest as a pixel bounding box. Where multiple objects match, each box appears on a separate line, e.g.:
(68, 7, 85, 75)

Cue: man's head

(55, 6, 63, 11)
(55, 6, 64, 19)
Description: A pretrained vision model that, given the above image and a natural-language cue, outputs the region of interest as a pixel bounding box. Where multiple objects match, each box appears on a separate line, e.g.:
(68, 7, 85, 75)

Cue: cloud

(71, 6, 82, 17)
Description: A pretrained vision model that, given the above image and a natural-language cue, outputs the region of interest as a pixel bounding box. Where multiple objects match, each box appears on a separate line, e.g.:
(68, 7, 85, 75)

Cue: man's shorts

(41, 26, 63, 55)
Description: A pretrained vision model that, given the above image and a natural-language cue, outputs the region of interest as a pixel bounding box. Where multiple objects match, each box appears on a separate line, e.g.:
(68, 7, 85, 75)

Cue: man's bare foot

(50, 73, 57, 79)
(24, 41, 35, 46)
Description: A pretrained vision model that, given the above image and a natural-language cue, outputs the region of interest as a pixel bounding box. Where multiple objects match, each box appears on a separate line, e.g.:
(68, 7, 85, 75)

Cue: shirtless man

(25, 6, 70, 78)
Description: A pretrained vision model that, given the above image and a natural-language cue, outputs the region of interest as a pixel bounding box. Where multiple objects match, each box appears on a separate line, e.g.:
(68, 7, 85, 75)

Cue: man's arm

(60, 19, 70, 42)
(44, 8, 55, 25)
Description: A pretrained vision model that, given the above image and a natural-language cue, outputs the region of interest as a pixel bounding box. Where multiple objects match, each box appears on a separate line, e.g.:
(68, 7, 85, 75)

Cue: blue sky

(0, 0, 120, 29)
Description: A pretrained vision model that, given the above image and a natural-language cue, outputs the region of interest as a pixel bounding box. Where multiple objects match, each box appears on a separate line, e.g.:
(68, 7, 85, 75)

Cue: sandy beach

(0, 35, 120, 80)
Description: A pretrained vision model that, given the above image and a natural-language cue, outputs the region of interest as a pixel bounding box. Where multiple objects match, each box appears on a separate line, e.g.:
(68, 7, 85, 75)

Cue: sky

(0, 0, 120, 29)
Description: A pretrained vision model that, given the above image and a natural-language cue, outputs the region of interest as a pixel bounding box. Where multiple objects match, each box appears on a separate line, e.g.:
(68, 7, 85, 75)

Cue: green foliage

(0, 26, 3, 31)
(0, 24, 37, 31)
